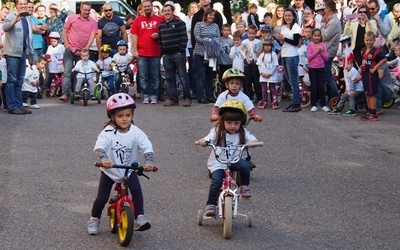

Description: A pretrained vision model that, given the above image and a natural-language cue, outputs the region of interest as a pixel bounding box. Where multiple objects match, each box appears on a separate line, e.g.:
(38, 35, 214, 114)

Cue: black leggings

(91, 171, 144, 219)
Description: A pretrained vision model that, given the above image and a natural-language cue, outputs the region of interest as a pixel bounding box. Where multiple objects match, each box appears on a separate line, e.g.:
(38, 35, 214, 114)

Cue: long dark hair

(214, 110, 245, 146)
(283, 8, 297, 29)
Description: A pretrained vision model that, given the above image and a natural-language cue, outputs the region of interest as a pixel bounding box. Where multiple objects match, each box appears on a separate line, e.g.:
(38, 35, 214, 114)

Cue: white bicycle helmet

(340, 34, 351, 42)
(315, 2, 325, 11)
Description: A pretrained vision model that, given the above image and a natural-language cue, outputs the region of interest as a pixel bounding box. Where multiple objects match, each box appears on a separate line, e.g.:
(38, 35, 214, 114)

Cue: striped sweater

(193, 22, 220, 56)
(158, 17, 188, 56)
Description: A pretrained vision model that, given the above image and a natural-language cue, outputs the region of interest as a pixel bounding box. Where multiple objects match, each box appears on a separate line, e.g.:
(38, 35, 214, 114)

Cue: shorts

(362, 71, 379, 96)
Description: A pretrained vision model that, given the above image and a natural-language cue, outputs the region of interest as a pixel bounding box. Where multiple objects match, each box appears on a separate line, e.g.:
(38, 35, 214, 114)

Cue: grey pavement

(1, 95, 400, 250)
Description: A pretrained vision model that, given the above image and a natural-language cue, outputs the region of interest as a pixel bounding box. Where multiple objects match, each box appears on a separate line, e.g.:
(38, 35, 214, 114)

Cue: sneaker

(329, 108, 341, 115)
(343, 109, 356, 117)
(23, 103, 29, 107)
(240, 185, 252, 198)
(143, 98, 150, 104)
(272, 103, 279, 109)
(59, 94, 68, 102)
(74, 92, 80, 100)
(90, 94, 96, 101)
(282, 104, 301, 112)
(150, 99, 157, 104)
(376, 109, 384, 115)
(136, 214, 151, 231)
(257, 102, 267, 109)
(322, 106, 330, 112)
(362, 114, 379, 122)
(205, 204, 216, 217)
(30, 104, 40, 109)
(87, 218, 100, 235)
(310, 106, 318, 112)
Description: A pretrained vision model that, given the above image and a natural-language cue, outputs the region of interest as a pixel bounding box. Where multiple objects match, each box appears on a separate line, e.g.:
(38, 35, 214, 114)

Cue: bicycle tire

(50, 82, 57, 97)
(109, 206, 118, 234)
(118, 206, 134, 247)
(83, 90, 89, 106)
(95, 85, 102, 104)
(300, 91, 311, 108)
(213, 82, 222, 100)
(223, 196, 233, 239)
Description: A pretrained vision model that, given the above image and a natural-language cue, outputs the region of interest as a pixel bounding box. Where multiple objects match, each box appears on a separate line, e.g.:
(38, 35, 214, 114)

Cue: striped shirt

(158, 17, 188, 56)
(193, 22, 220, 56)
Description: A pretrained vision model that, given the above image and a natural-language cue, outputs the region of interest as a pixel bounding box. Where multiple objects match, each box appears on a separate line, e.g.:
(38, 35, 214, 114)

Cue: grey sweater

(3, 11, 33, 57)
(321, 14, 341, 59)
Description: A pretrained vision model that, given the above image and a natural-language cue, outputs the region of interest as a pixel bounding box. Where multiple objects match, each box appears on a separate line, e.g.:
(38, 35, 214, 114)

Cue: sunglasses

(358, 11, 367, 13)
(50, 7, 58, 10)
(104, 9, 113, 12)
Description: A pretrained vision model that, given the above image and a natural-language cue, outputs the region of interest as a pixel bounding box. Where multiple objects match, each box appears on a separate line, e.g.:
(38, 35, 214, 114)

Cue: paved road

(1, 95, 400, 249)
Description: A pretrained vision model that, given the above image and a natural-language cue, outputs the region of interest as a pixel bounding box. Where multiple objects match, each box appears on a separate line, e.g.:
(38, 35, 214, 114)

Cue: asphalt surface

(1, 93, 400, 250)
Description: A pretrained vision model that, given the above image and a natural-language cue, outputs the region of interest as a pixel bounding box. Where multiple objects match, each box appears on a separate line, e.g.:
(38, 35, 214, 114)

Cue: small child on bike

(96, 44, 116, 94)
(210, 68, 263, 122)
(44, 32, 65, 96)
(329, 54, 364, 116)
(71, 49, 100, 100)
(112, 40, 133, 92)
(22, 57, 47, 109)
(88, 93, 156, 235)
(197, 100, 259, 216)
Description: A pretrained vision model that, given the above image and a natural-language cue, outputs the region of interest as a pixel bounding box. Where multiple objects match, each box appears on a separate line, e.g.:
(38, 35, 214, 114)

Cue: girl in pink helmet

(87, 93, 156, 235)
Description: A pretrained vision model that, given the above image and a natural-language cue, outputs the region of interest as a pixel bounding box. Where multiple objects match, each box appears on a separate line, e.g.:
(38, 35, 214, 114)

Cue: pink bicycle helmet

(106, 93, 136, 117)
(48, 31, 61, 39)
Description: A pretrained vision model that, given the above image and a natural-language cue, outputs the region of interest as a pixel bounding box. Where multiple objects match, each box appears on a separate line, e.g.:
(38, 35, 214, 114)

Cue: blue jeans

(114, 68, 133, 93)
(194, 55, 213, 100)
(33, 48, 43, 64)
(324, 58, 339, 100)
(62, 48, 81, 97)
(282, 56, 300, 105)
(376, 83, 394, 110)
(187, 48, 196, 95)
(138, 56, 159, 100)
(5, 54, 27, 110)
(207, 159, 251, 206)
(163, 53, 191, 102)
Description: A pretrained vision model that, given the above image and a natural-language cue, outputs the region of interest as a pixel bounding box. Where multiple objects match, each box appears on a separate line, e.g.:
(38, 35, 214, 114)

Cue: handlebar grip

(95, 162, 103, 167)
(195, 141, 200, 145)
(248, 142, 264, 148)
(146, 166, 158, 172)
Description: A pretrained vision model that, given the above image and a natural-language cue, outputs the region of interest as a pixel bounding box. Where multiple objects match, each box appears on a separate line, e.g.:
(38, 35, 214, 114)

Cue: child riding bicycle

(96, 44, 116, 95)
(88, 93, 156, 235)
(197, 100, 259, 217)
(112, 40, 133, 92)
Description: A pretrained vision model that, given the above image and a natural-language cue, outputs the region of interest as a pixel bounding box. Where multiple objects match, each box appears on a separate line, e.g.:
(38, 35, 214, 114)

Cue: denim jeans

(309, 68, 326, 107)
(194, 55, 213, 100)
(62, 48, 81, 97)
(281, 56, 300, 105)
(163, 53, 191, 102)
(376, 83, 394, 110)
(33, 48, 43, 64)
(336, 91, 364, 110)
(114, 68, 133, 93)
(138, 56, 159, 100)
(104, 75, 115, 94)
(5, 54, 27, 110)
(207, 159, 251, 206)
(187, 48, 196, 95)
(324, 58, 339, 100)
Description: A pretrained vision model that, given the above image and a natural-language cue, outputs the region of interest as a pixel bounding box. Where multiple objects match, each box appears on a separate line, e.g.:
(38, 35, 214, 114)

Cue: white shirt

(72, 60, 98, 79)
(22, 65, 39, 93)
(241, 38, 262, 62)
(345, 67, 363, 92)
(96, 57, 113, 77)
(257, 51, 279, 83)
(230, 45, 245, 72)
(215, 90, 255, 112)
(46, 44, 65, 73)
(280, 23, 301, 57)
(0, 57, 7, 82)
(94, 124, 154, 182)
(112, 53, 131, 72)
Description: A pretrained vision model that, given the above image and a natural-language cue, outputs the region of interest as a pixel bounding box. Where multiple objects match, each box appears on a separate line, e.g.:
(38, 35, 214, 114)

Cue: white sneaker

(87, 218, 100, 235)
(136, 214, 151, 231)
(311, 106, 318, 112)
(30, 104, 40, 109)
(322, 106, 330, 112)
(23, 103, 29, 107)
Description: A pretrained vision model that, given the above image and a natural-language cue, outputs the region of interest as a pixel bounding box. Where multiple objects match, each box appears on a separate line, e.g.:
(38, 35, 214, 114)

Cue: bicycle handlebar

(95, 162, 158, 179)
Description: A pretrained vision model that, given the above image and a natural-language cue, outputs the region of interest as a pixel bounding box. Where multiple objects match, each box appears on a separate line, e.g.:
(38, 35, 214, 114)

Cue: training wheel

(246, 211, 253, 227)
(197, 210, 204, 226)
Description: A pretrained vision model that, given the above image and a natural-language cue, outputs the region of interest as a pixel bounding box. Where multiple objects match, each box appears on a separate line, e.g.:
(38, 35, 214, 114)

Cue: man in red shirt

(130, 0, 163, 104)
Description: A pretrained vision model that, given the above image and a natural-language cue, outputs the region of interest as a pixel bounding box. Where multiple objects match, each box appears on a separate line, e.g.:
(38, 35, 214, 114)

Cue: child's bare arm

(371, 58, 387, 74)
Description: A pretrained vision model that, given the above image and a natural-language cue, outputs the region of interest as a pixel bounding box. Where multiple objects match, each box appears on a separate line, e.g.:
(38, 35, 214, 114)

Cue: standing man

(31, 5, 48, 63)
(59, 2, 97, 102)
(130, 0, 163, 104)
(96, 3, 127, 56)
(291, 0, 309, 28)
(321, 0, 340, 100)
(158, 2, 191, 107)
(2, 0, 34, 115)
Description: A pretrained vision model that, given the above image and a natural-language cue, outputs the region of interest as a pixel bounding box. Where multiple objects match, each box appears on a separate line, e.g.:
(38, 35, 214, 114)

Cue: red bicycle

(49, 73, 63, 97)
(95, 162, 157, 247)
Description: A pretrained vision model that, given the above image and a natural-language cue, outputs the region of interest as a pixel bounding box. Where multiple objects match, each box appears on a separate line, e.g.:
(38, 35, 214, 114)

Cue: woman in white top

(184, 2, 199, 98)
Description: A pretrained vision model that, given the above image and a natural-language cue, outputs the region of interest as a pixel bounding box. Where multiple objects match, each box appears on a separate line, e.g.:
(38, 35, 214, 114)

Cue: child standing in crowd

(44, 32, 64, 97)
(247, 3, 261, 33)
(258, 25, 281, 54)
(230, 31, 245, 73)
(197, 100, 259, 216)
(329, 55, 364, 116)
(0, 48, 6, 111)
(71, 49, 100, 100)
(96, 44, 116, 95)
(112, 40, 133, 94)
(210, 68, 263, 122)
(307, 28, 329, 112)
(219, 24, 233, 91)
(360, 32, 387, 121)
(242, 25, 262, 102)
(257, 36, 280, 109)
(235, 20, 248, 40)
(88, 93, 155, 235)
(22, 57, 47, 109)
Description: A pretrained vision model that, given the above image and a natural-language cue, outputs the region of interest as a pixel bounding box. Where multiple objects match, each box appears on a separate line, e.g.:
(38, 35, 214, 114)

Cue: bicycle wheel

(121, 84, 129, 94)
(275, 83, 282, 103)
(95, 85, 102, 104)
(329, 97, 340, 111)
(197, 210, 204, 226)
(223, 196, 233, 239)
(83, 90, 89, 106)
(118, 206, 134, 247)
(213, 82, 222, 100)
(300, 91, 311, 108)
(50, 82, 57, 97)
(246, 211, 253, 227)
(109, 206, 118, 234)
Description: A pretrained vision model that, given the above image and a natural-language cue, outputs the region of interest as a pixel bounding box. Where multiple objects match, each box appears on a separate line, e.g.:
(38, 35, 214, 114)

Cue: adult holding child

(59, 1, 97, 102)
(3, 0, 34, 114)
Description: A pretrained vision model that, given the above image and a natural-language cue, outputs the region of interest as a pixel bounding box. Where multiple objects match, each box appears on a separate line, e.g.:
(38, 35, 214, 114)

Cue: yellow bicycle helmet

(222, 68, 245, 83)
(219, 100, 247, 124)
(100, 44, 112, 53)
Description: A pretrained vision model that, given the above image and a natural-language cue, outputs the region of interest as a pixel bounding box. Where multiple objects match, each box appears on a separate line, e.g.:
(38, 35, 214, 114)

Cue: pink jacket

(307, 42, 329, 69)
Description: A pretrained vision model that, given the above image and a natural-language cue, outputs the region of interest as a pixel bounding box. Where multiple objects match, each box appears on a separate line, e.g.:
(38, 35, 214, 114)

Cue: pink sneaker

(240, 185, 252, 198)
(257, 102, 267, 109)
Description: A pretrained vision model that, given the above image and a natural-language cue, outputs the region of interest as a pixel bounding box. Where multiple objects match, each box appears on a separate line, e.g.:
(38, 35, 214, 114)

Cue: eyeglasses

(369, 7, 376, 10)
(104, 9, 113, 12)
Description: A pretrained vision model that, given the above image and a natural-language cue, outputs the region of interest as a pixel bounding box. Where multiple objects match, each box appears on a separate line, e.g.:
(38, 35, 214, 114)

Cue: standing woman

(344, 5, 377, 67)
(302, 8, 315, 29)
(193, 8, 221, 104)
(274, 8, 301, 112)
(271, 4, 284, 35)
(184, 2, 199, 99)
